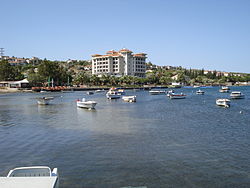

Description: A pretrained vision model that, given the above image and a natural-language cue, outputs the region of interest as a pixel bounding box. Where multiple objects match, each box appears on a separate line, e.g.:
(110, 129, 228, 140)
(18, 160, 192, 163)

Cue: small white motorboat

(40, 89, 50, 93)
(166, 90, 175, 97)
(106, 88, 121, 99)
(193, 85, 200, 88)
(86, 91, 94, 95)
(149, 90, 166, 95)
(196, 89, 205, 95)
(77, 98, 97, 109)
(95, 89, 105, 93)
(230, 91, 245, 99)
(219, 86, 230, 93)
(117, 89, 125, 95)
(169, 93, 186, 99)
(0, 166, 59, 188)
(216, 98, 230, 107)
(122, 95, 136, 102)
(37, 97, 54, 105)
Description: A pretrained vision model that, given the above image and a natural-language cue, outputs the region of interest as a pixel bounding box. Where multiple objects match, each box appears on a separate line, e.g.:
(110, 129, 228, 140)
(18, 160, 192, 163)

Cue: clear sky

(1, 0, 250, 73)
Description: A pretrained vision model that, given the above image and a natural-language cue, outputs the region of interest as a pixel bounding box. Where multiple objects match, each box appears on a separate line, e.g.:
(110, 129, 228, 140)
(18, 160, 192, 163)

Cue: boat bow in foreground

(0, 166, 59, 188)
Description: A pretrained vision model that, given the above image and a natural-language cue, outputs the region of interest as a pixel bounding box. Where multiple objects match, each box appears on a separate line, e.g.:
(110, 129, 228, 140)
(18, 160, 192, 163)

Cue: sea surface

(0, 86, 250, 188)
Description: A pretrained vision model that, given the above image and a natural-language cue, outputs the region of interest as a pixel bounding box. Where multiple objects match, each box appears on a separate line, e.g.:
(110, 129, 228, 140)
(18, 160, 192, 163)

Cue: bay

(0, 86, 250, 188)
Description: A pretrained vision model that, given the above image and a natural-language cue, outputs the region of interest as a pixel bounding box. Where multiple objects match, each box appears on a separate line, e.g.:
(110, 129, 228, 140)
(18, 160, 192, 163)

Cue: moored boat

(219, 86, 230, 93)
(77, 98, 97, 109)
(193, 85, 200, 88)
(106, 88, 121, 99)
(86, 91, 94, 95)
(122, 95, 136, 102)
(0, 166, 59, 188)
(117, 89, 125, 95)
(216, 98, 230, 107)
(149, 90, 166, 95)
(166, 90, 175, 97)
(95, 89, 105, 93)
(40, 89, 51, 93)
(37, 97, 54, 105)
(169, 93, 186, 99)
(230, 91, 245, 99)
(196, 89, 205, 95)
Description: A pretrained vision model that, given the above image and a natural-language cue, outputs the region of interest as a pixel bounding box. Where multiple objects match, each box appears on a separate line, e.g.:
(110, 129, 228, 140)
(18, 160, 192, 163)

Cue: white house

(0, 79, 29, 88)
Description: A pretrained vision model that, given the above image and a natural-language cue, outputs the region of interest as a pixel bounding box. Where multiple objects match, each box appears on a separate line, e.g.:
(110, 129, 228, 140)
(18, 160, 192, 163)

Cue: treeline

(27, 60, 72, 86)
(0, 60, 24, 81)
(182, 68, 250, 84)
(1, 59, 250, 86)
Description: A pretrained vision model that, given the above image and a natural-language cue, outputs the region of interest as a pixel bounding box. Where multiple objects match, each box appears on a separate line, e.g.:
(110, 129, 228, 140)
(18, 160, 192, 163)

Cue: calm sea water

(0, 87, 250, 188)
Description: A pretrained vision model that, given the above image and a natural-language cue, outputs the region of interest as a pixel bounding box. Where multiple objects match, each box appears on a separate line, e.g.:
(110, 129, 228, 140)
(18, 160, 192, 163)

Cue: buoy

(240, 111, 243, 114)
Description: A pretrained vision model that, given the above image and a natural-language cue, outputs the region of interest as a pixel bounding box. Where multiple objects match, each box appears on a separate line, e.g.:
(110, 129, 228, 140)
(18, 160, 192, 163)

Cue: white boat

(77, 98, 97, 109)
(117, 89, 125, 95)
(193, 85, 200, 88)
(169, 93, 186, 99)
(196, 89, 205, 95)
(122, 95, 136, 102)
(230, 91, 245, 99)
(86, 91, 94, 95)
(37, 97, 54, 105)
(40, 90, 50, 93)
(95, 89, 105, 93)
(216, 98, 230, 107)
(219, 86, 230, 93)
(106, 88, 121, 99)
(149, 90, 166, 95)
(0, 166, 59, 188)
(166, 90, 175, 97)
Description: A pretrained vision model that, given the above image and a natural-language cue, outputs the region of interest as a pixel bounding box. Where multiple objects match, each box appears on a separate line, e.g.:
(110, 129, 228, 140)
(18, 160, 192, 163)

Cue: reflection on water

(0, 87, 250, 188)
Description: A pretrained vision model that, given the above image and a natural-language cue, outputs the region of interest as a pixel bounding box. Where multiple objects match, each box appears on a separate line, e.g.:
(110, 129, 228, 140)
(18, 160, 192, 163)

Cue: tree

(73, 72, 90, 85)
(0, 60, 24, 81)
(37, 60, 70, 85)
(89, 75, 100, 86)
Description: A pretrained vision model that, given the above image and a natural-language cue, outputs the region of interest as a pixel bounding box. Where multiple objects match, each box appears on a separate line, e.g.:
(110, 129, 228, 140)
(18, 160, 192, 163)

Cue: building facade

(92, 48, 147, 77)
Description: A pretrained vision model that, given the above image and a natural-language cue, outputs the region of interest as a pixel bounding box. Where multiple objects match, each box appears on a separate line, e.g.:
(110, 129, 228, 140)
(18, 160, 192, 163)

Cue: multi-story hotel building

(91, 48, 147, 77)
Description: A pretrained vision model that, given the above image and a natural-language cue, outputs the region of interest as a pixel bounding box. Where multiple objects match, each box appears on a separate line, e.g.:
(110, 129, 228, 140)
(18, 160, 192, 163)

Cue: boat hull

(37, 100, 50, 105)
(230, 95, 245, 99)
(219, 89, 229, 93)
(37, 98, 53, 105)
(216, 99, 230, 107)
(122, 96, 136, 102)
(2, 166, 59, 188)
(106, 93, 121, 99)
(230, 92, 245, 99)
(77, 101, 97, 109)
(169, 94, 186, 99)
(149, 91, 166, 95)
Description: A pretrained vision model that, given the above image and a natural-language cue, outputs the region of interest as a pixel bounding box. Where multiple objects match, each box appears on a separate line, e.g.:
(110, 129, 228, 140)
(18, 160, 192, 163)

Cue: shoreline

(0, 85, 249, 94)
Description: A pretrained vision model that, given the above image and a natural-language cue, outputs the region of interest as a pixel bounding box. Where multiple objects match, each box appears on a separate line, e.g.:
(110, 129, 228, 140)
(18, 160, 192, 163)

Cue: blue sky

(1, 0, 250, 73)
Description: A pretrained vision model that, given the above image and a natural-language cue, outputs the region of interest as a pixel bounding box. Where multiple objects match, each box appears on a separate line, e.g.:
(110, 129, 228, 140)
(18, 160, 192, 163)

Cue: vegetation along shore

(1, 59, 250, 92)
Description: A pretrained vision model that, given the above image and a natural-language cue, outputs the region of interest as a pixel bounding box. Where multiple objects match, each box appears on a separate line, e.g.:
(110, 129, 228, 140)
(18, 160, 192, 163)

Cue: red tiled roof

(106, 50, 117, 54)
(119, 48, 132, 53)
(133, 53, 147, 57)
(92, 53, 121, 58)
